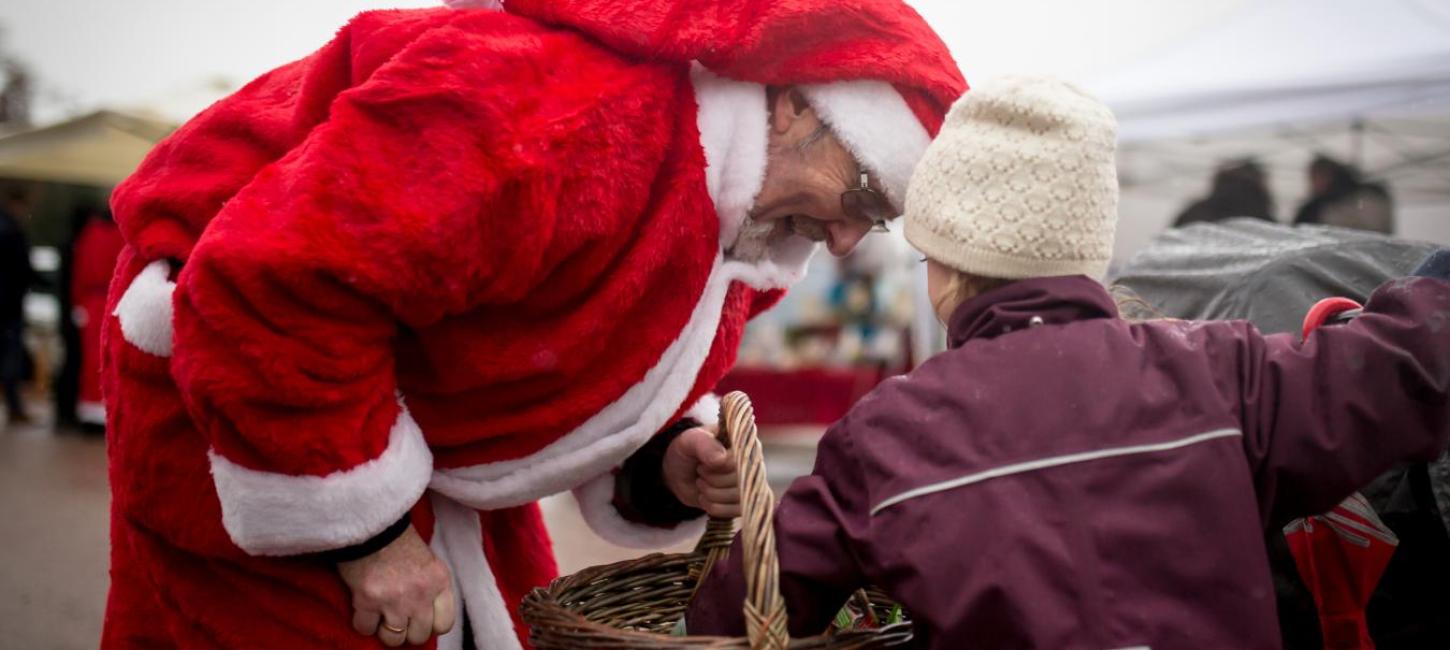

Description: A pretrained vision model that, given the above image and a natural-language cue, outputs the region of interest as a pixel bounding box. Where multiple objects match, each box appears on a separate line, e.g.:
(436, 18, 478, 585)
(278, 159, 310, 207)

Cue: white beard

(726, 215, 777, 263)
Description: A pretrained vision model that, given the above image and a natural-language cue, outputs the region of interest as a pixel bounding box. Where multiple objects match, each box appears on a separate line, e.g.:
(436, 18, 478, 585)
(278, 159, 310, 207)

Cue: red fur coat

(101, 3, 961, 648)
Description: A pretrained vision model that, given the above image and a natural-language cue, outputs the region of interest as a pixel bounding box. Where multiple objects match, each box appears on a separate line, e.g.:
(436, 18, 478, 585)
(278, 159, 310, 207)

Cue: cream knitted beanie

(904, 75, 1119, 280)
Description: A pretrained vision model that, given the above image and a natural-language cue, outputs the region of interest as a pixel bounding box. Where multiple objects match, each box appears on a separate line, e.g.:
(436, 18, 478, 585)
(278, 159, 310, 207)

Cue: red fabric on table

(716, 367, 888, 426)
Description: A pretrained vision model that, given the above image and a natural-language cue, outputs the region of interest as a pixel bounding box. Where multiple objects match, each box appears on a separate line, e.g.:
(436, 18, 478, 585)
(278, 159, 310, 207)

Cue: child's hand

(662, 425, 741, 518)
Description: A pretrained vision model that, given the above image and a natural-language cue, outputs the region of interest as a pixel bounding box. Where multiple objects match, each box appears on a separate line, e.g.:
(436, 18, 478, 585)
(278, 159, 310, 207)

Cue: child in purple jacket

(688, 76, 1450, 649)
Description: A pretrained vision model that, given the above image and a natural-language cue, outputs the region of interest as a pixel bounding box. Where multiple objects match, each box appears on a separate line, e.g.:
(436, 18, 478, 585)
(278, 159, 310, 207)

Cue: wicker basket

(522, 392, 912, 649)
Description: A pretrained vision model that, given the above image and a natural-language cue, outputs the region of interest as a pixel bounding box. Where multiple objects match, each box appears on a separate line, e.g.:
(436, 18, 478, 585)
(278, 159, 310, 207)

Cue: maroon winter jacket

(688, 274, 1450, 649)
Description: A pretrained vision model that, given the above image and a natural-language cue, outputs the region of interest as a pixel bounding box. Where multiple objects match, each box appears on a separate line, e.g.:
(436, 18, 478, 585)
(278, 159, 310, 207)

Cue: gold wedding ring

(381, 622, 407, 635)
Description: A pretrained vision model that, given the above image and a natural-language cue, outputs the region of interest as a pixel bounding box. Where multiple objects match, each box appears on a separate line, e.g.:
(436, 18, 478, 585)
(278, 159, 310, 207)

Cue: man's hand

(662, 425, 741, 518)
(337, 525, 456, 647)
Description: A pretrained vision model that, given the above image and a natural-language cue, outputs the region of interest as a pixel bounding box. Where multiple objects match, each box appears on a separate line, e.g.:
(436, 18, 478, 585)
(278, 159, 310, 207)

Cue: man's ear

(769, 86, 813, 135)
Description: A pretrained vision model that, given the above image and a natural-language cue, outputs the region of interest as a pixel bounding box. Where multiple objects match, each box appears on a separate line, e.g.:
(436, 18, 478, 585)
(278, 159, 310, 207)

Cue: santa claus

(100, 0, 963, 647)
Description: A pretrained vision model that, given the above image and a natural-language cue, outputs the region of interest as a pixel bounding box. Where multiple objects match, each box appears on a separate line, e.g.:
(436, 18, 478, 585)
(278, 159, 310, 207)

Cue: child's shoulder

(815, 357, 993, 476)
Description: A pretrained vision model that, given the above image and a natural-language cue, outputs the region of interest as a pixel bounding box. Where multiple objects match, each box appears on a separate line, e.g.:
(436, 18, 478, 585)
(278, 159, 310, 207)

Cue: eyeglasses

(781, 170, 896, 243)
(841, 171, 894, 233)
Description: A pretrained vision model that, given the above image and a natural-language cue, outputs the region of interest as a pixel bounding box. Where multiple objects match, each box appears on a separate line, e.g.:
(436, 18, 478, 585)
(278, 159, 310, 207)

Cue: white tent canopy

(0, 110, 175, 187)
(1087, 0, 1450, 142)
(1078, 0, 1450, 261)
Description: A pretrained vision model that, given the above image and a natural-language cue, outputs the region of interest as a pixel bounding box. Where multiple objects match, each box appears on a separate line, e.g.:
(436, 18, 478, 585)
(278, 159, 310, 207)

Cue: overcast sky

(0, 0, 1243, 124)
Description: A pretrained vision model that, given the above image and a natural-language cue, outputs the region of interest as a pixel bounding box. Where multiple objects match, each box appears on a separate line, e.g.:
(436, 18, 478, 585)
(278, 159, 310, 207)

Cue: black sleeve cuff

(613, 418, 707, 527)
(319, 512, 412, 564)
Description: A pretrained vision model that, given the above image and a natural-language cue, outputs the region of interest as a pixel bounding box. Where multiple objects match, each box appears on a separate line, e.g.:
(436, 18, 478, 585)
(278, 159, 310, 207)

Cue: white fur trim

(113, 259, 175, 357)
(430, 253, 733, 508)
(571, 471, 708, 549)
(208, 407, 433, 556)
(430, 493, 522, 650)
(799, 81, 932, 211)
(77, 401, 107, 426)
(569, 395, 713, 550)
(693, 65, 769, 249)
(441, 0, 502, 9)
(693, 65, 818, 288)
(430, 252, 812, 511)
(723, 246, 814, 290)
(685, 393, 721, 426)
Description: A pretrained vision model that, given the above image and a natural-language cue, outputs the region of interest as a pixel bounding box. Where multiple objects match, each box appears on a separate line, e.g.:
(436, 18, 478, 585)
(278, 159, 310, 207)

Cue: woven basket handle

(691, 392, 789, 649)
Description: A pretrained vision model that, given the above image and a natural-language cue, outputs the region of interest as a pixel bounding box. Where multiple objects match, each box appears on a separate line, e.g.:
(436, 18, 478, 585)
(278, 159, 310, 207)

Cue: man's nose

(825, 220, 870, 257)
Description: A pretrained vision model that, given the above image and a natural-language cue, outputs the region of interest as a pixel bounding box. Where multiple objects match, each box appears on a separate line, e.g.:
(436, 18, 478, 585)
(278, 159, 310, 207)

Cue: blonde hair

(1108, 284, 1167, 323)
(933, 268, 1012, 319)
(933, 271, 1169, 326)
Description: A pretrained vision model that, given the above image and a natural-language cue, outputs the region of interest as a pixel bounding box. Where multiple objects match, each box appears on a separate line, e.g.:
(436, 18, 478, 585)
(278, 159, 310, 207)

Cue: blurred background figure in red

(66, 205, 121, 430)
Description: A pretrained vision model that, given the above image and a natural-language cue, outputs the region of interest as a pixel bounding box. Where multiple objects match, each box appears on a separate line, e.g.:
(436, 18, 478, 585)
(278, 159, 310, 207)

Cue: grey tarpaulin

(1110, 218, 1437, 335)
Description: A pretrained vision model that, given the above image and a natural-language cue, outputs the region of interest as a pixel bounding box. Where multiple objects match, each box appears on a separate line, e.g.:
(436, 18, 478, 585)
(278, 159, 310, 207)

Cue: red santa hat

(474, 0, 967, 210)
(442, 0, 501, 8)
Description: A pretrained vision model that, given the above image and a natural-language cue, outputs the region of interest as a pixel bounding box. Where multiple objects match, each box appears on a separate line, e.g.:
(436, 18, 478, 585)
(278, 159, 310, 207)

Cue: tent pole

(1352, 118, 1366, 168)
(1373, 147, 1450, 177)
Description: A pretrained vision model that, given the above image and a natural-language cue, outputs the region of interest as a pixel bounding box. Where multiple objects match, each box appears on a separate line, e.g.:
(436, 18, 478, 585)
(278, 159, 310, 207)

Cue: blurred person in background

(68, 206, 123, 430)
(1, 184, 34, 425)
(1172, 159, 1274, 228)
(52, 207, 90, 429)
(1293, 154, 1394, 234)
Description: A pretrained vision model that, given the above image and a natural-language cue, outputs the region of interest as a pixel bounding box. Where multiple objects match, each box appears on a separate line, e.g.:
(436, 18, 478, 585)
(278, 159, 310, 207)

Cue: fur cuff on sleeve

(572, 470, 707, 550)
(208, 407, 433, 556)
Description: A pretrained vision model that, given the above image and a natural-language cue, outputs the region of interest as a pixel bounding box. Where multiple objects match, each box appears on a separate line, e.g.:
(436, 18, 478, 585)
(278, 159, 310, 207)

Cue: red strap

(1302, 297, 1364, 340)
